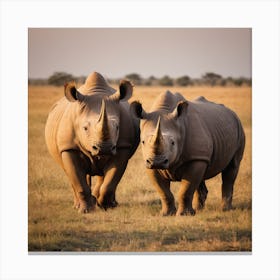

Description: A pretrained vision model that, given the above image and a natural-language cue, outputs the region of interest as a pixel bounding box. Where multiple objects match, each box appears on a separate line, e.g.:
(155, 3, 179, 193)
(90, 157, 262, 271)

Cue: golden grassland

(28, 85, 252, 252)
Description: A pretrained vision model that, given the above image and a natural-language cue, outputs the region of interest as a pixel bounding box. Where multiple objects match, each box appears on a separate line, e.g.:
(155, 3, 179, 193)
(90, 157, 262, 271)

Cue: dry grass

(28, 85, 252, 252)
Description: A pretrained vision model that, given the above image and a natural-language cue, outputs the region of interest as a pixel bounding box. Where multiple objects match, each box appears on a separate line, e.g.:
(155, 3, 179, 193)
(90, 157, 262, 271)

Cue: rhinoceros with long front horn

(131, 90, 245, 216)
(45, 72, 139, 213)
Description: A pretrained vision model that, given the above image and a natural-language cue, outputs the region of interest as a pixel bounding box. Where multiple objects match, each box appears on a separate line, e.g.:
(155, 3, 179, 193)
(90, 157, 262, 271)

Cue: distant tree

(220, 78, 227, 87)
(176, 75, 191, 86)
(224, 76, 234, 86)
(48, 72, 75, 86)
(191, 78, 203, 86)
(233, 77, 252, 87)
(125, 73, 142, 85)
(202, 72, 222, 86)
(148, 75, 156, 81)
(233, 78, 243, 87)
(158, 75, 173, 86)
(144, 75, 157, 86)
(245, 78, 252, 86)
(144, 79, 152, 86)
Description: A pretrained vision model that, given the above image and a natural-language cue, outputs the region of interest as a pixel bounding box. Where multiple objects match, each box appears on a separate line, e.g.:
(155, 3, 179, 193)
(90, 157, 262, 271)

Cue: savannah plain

(28, 84, 252, 252)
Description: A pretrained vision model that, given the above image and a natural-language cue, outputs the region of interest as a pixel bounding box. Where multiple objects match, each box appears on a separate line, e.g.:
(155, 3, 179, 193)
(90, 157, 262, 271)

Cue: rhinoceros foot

(73, 201, 80, 209)
(161, 207, 177, 216)
(97, 199, 119, 211)
(176, 208, 196, 216)
(76, 195, 96, 214)
(222, 204, 233, 212)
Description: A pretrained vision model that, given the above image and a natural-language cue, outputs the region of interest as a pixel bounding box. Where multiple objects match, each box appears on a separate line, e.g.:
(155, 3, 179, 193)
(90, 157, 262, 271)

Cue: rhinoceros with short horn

(45, 72, 140, 213)
(131, 90, 245, 216)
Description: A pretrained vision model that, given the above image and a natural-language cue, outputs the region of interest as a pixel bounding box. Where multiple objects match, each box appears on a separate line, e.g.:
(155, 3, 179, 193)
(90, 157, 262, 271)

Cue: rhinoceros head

(64, 79, 133, 157)
(131, 100, 188, 169)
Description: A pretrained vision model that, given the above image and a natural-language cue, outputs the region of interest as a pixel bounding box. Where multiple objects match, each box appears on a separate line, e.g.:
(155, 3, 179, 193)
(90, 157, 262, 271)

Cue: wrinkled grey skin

(131, 90, 245, 216)
(45, 72, 140, 213)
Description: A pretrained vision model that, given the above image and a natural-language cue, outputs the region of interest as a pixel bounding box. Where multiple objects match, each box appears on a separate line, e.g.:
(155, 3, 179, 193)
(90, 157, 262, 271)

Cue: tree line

(29, 71, 252, 87)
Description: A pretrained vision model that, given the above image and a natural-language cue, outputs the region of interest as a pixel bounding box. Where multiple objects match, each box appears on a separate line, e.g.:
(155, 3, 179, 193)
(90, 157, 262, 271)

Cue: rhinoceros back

(150, 91, 185, 113)
(190, 97, 245, 178)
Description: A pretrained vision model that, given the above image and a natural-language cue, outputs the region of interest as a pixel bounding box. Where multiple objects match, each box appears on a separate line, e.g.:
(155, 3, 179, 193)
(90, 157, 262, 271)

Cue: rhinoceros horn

(151, 117, 164, 152)
(97, 99, 110, 141)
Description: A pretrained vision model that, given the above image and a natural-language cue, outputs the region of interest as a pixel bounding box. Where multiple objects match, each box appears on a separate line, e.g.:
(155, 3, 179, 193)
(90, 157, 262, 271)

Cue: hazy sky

(28, 28, 251, 79)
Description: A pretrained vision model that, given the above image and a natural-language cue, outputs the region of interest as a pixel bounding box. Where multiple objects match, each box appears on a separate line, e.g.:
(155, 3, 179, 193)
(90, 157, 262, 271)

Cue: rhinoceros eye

(171, 140, 175, 146)
(83, 121, 90, 132)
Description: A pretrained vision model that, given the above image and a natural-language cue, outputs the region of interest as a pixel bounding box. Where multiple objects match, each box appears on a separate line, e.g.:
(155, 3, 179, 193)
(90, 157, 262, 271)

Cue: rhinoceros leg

(92, 176, 104, 199)
(193, 181, 208, 211)
(146, 169, 176, 216)
(86, 174, 92, 188)
(97, 151, 129, 210)
(222, 139, 245, 211)
(61, 150, 96, 213)
(92, 175, 119, 208)
(71, 184, 80, 209)
(71, 173, 92, 209)
(177, 161, 208, 216)
(221, 157, 241, 211)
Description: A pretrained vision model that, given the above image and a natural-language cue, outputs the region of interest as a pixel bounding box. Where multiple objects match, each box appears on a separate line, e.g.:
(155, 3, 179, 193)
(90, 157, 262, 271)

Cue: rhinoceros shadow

(121, 198, 251, 211)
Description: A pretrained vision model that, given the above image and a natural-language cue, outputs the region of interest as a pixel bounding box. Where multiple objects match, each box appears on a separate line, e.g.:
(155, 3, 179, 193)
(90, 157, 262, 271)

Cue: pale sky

(28, 28, 251, 79)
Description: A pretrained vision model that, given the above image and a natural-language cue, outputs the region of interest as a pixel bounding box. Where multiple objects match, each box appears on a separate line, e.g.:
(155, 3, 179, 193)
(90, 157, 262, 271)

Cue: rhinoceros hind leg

(109, 192, 119, 208)
(221, 156, 241, 211)
(193, 181, 208, 211)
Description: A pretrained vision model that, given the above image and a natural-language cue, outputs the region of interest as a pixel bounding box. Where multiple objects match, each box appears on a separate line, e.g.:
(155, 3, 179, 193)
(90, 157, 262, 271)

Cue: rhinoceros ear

(171, 101, 188, 119)
(64, 82, 84, 102)
(110, 80, 133, 102)
(119, 80, 133, 101)
(130, 101, 147, 119)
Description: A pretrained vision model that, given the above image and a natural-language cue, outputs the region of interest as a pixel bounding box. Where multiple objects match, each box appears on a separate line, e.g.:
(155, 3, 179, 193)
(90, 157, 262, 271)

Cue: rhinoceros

(131, 90, 245, 216)
(45, 72, 139, 213)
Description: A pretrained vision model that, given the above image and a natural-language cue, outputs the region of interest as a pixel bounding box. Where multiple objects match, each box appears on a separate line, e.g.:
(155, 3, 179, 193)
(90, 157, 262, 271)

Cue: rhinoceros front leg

(97, 151, 129, 210)
(72, 174, 92, 209)
(146, 169, 176, 216)
(92, 175, 104, 199)
(177, 161, 208, 216)
(71, 184, 80, 209)
(61, 151, 96, 213)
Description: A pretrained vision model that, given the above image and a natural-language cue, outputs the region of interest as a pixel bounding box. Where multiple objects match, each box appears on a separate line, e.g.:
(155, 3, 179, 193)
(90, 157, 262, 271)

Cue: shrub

(48, 72, 75, 86)
(158, 75, 173, 86)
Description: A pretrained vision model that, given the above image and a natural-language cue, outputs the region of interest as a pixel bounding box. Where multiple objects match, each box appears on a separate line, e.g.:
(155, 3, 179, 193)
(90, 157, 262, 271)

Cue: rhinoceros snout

(92, 144, 116, 156)
(146, 157, 169, 169)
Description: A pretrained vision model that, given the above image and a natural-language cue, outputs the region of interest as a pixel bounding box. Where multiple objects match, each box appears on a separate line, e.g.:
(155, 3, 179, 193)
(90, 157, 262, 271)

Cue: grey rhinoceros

(45, 72, 139, 213)
(131, 90, 245, 216)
